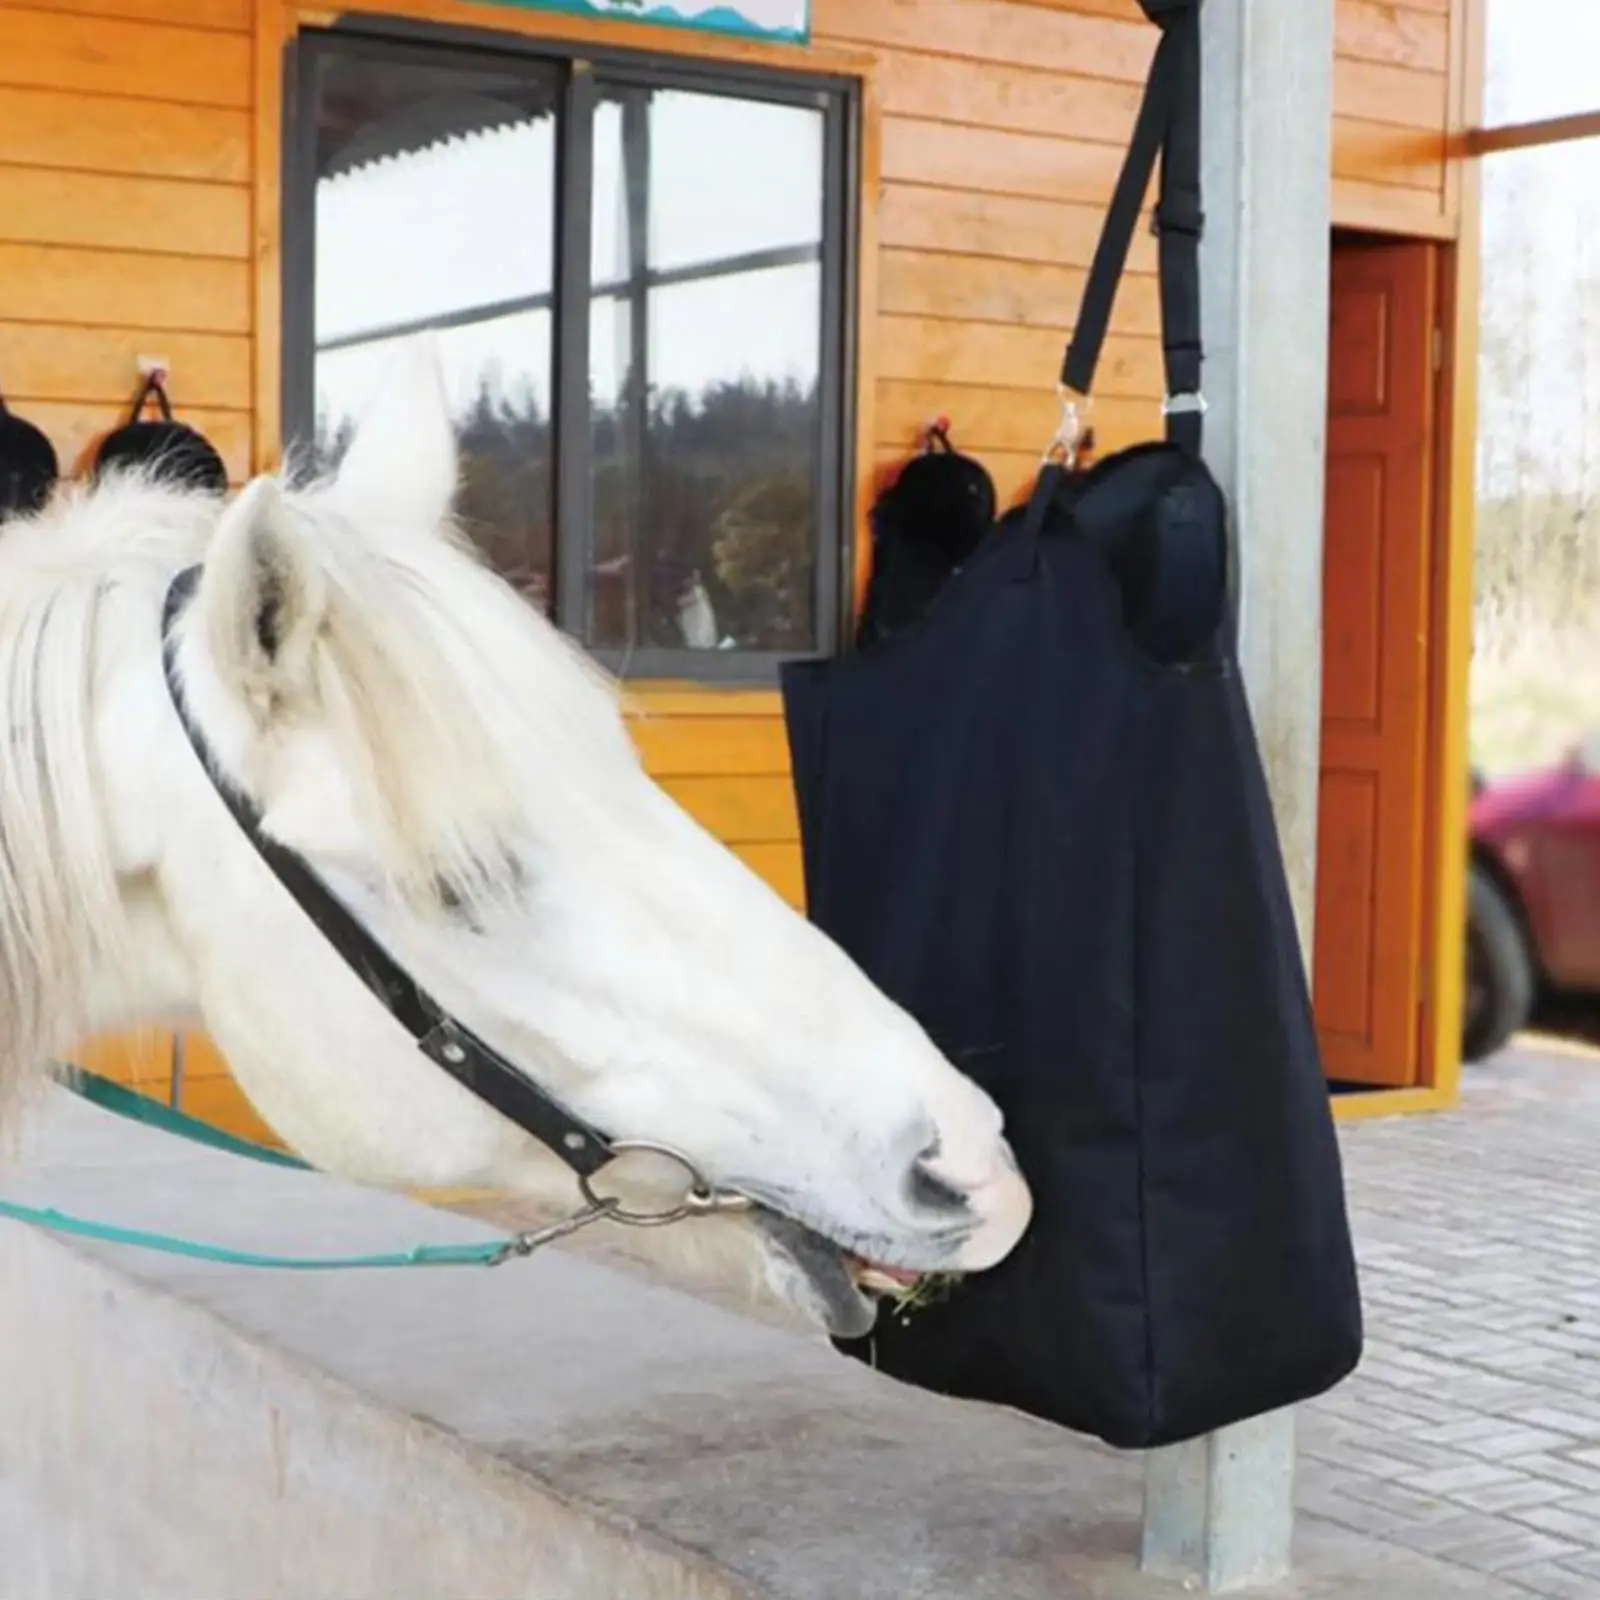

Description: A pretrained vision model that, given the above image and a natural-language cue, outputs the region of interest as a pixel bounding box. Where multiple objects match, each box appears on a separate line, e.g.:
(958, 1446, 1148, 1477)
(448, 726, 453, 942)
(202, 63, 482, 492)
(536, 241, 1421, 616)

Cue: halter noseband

(158, 565, 749, 1218)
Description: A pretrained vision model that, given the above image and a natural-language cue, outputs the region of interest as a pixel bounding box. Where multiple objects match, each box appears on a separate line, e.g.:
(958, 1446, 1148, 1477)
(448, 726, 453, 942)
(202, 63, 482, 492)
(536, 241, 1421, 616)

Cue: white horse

(0, 341, 1030, 1337)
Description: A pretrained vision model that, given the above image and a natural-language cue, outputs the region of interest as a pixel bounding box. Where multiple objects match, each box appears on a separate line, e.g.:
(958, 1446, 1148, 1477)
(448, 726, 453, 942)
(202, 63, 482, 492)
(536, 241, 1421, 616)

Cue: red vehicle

(1467, 744, 1600, 1060)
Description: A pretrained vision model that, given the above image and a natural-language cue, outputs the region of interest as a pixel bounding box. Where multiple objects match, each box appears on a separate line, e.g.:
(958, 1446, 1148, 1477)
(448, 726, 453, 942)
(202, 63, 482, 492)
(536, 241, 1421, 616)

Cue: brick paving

(1300, 1041, 1600, 1596)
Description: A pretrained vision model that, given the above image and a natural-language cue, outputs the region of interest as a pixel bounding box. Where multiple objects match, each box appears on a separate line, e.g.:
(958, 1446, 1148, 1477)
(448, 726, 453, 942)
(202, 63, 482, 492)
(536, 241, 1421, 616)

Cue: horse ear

(200, 475, 327, 707)
(328, 333, 458, 534)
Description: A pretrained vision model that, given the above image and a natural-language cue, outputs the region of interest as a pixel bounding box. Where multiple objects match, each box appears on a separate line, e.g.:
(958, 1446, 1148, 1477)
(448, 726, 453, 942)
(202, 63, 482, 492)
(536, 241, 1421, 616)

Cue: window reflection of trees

(318, 369, 820, 650)
(589, 373, 818, 653)
(301, 46, 838, 665)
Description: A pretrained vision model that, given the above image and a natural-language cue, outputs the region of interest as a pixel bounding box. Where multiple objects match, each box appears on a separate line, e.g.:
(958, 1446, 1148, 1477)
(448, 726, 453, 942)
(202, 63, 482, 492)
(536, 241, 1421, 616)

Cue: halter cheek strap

(158, 564, 620, 1180)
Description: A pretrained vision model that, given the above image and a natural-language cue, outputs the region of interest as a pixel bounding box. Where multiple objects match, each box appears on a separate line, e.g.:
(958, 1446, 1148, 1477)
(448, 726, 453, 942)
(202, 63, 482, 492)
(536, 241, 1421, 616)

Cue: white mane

(0, 473, 212, 1126)
(0, 460, 641, 1126)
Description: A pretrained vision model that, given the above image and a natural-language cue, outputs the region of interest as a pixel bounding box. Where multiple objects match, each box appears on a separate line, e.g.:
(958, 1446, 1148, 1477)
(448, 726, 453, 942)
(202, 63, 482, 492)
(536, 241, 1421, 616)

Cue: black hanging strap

(1060, 0, 1205, 453)
(1154, 2, 1204, 453)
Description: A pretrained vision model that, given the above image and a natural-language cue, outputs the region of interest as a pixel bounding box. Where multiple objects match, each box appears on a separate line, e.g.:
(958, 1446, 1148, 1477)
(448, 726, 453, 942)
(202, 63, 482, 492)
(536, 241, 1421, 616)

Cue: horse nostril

(908, 1155, 971, 1216)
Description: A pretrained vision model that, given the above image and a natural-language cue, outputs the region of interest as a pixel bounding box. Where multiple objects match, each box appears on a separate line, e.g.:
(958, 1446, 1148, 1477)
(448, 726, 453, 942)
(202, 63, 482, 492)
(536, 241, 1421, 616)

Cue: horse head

(1, 339, 1031, 1337)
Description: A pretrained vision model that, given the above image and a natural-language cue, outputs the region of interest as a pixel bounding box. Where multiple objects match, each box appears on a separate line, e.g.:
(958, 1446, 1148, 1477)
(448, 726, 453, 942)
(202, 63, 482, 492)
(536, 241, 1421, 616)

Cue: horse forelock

(255, 479, 646, 916)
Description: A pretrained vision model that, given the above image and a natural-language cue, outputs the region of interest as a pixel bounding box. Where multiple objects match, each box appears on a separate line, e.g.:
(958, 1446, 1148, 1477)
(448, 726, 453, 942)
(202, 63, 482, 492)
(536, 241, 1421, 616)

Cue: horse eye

(433, 850, 528, 928)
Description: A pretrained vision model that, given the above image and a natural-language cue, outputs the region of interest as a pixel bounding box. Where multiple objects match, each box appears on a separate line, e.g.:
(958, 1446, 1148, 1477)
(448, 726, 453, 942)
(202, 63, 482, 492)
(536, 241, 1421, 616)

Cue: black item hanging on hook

(854, 420, 999, 650)
(94, 371, 228, 496)
(0, 392, 59, 519)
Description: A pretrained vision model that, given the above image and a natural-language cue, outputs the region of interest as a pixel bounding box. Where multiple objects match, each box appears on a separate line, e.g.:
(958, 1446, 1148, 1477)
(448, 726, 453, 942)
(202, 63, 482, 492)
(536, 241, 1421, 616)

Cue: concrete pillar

(1139, 0, 1336, 1590)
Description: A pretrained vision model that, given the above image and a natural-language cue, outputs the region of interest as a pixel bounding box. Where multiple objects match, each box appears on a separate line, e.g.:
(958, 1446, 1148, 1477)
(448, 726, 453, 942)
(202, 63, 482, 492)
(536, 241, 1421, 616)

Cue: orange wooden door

(1313, 237, 1438, 1087)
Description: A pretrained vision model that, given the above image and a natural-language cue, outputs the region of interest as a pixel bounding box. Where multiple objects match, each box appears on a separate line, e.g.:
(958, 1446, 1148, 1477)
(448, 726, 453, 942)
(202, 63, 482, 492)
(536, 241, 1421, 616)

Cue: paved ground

(1299, 1040, 1600, 1596)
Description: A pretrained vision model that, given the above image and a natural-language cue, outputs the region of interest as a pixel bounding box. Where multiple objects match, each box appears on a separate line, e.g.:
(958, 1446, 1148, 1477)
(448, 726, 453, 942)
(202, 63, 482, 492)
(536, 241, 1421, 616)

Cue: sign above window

(483, 0, 809, 44)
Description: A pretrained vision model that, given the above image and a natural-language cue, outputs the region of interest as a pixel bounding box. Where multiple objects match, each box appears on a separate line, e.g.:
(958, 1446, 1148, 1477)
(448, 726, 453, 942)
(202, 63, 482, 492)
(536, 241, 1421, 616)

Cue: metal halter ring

(577, 1139, 756, 1228)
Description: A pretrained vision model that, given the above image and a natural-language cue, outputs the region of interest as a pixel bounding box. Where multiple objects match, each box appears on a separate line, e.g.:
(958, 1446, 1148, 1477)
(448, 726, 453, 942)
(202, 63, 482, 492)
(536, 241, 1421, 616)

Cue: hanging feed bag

(779, 0, 1362, 1451)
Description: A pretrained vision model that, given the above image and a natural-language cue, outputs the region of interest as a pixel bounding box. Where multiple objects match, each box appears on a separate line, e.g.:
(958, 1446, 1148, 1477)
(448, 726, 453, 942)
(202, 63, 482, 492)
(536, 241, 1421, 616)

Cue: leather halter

(158, 564, 621, 1180)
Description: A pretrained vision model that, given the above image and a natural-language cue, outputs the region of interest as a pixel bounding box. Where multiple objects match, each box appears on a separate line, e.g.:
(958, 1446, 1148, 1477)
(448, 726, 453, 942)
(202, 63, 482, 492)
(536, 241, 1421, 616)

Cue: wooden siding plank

(879, 246, 1160, 337)
(1004, 0, 1453, 23)
(0, 166, 249, 257)
(813, 0, 1156, 84)
(1332, 178, 1452, 239)
(629, 716, 793, 777)
(623, 689, 784, 718)
(0, 7, 251, 110)
(0, 242, 250, 332)
(878, 314, 1164, 397)
(1336, 0, 1450, 72)
(20, 398, 251, 478)
(0, 85, 250, 182)
(655, 775, 800, 843)
(1003, 0, 1141, 22)
(70, 1030, 178, 1097)
(874, 49, 1142, 144)
(878, 184, 1159, 273)
(1334, 56, 1449, 131)
(13, 0, 250, 30)
(177, 1075, 286, 1148)
(875, 380, 1157, 455)
(881, 116, 1134, 206)
(0, 323, 251, 408)
(731, 842, 805, 909)
(1333, 118, 1449, 193)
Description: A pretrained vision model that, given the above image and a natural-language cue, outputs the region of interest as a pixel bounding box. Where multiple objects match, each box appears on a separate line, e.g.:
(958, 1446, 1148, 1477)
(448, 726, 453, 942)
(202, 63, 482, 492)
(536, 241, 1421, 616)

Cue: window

(285, 27, 856, 678)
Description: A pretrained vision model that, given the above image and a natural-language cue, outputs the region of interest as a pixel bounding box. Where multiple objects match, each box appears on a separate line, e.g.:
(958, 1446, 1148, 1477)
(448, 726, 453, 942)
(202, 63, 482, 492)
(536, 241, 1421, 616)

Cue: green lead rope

(0, 1199, 509, 1269)
(56, 1063, 314, 1171)
(0, 1065, 518, 1271)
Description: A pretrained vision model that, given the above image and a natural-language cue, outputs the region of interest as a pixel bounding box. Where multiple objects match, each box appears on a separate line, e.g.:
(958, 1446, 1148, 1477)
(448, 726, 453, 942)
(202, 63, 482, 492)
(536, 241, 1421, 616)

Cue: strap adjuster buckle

(1161, 391, 1208, 418)
(1150, 200, 1205, 239)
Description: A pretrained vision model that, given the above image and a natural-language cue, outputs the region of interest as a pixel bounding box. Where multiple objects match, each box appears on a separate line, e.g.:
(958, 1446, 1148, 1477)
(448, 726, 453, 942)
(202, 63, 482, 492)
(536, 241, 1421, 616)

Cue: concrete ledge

(0, 1090, 1507, 1599)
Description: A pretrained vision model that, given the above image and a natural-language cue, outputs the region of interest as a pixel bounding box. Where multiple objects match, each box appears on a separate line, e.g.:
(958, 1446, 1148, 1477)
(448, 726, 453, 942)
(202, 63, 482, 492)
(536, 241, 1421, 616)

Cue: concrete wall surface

(0, 1090, 1504, 1600)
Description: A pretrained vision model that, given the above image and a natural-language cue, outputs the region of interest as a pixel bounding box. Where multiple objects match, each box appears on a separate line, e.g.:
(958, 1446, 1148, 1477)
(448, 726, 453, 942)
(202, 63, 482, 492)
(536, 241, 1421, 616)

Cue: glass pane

(587, 86, 827, 655)
(1485, 0, 1600, 126)
(308, 48, 558, 612)
(1471, 132, 1600, 779)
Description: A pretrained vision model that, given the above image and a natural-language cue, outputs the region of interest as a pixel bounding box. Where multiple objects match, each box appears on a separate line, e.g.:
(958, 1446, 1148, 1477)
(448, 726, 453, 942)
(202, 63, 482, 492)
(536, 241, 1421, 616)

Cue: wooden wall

(1334, 0, 1463, 238)
(819, 0, 1472, 502)
(0, 0, 1481, 1142)
(0, 0, 256, 482)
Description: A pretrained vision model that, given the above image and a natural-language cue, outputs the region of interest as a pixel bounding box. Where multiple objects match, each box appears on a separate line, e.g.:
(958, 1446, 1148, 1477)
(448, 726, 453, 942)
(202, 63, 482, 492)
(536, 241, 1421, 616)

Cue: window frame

(281, 16, 862, 685)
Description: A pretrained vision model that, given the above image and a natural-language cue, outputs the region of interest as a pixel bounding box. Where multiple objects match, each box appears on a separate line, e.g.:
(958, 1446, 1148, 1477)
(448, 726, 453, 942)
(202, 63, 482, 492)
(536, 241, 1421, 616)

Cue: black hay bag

(0, 393, 58, 518)
(779, 0, 1361, 1450)
(781, 449, 1362, 1451)
(94, 371, 228, 496)
(855, 423, 997, 651)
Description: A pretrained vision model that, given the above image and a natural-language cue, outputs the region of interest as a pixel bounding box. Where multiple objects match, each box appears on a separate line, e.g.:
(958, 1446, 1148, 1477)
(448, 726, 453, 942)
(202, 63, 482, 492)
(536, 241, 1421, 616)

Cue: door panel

(1314, 237, 1438, 1087)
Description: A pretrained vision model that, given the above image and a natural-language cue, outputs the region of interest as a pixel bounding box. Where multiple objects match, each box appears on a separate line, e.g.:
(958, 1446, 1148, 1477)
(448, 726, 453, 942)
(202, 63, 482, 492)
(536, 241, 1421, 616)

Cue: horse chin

(751, 1210, 881, 1340)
